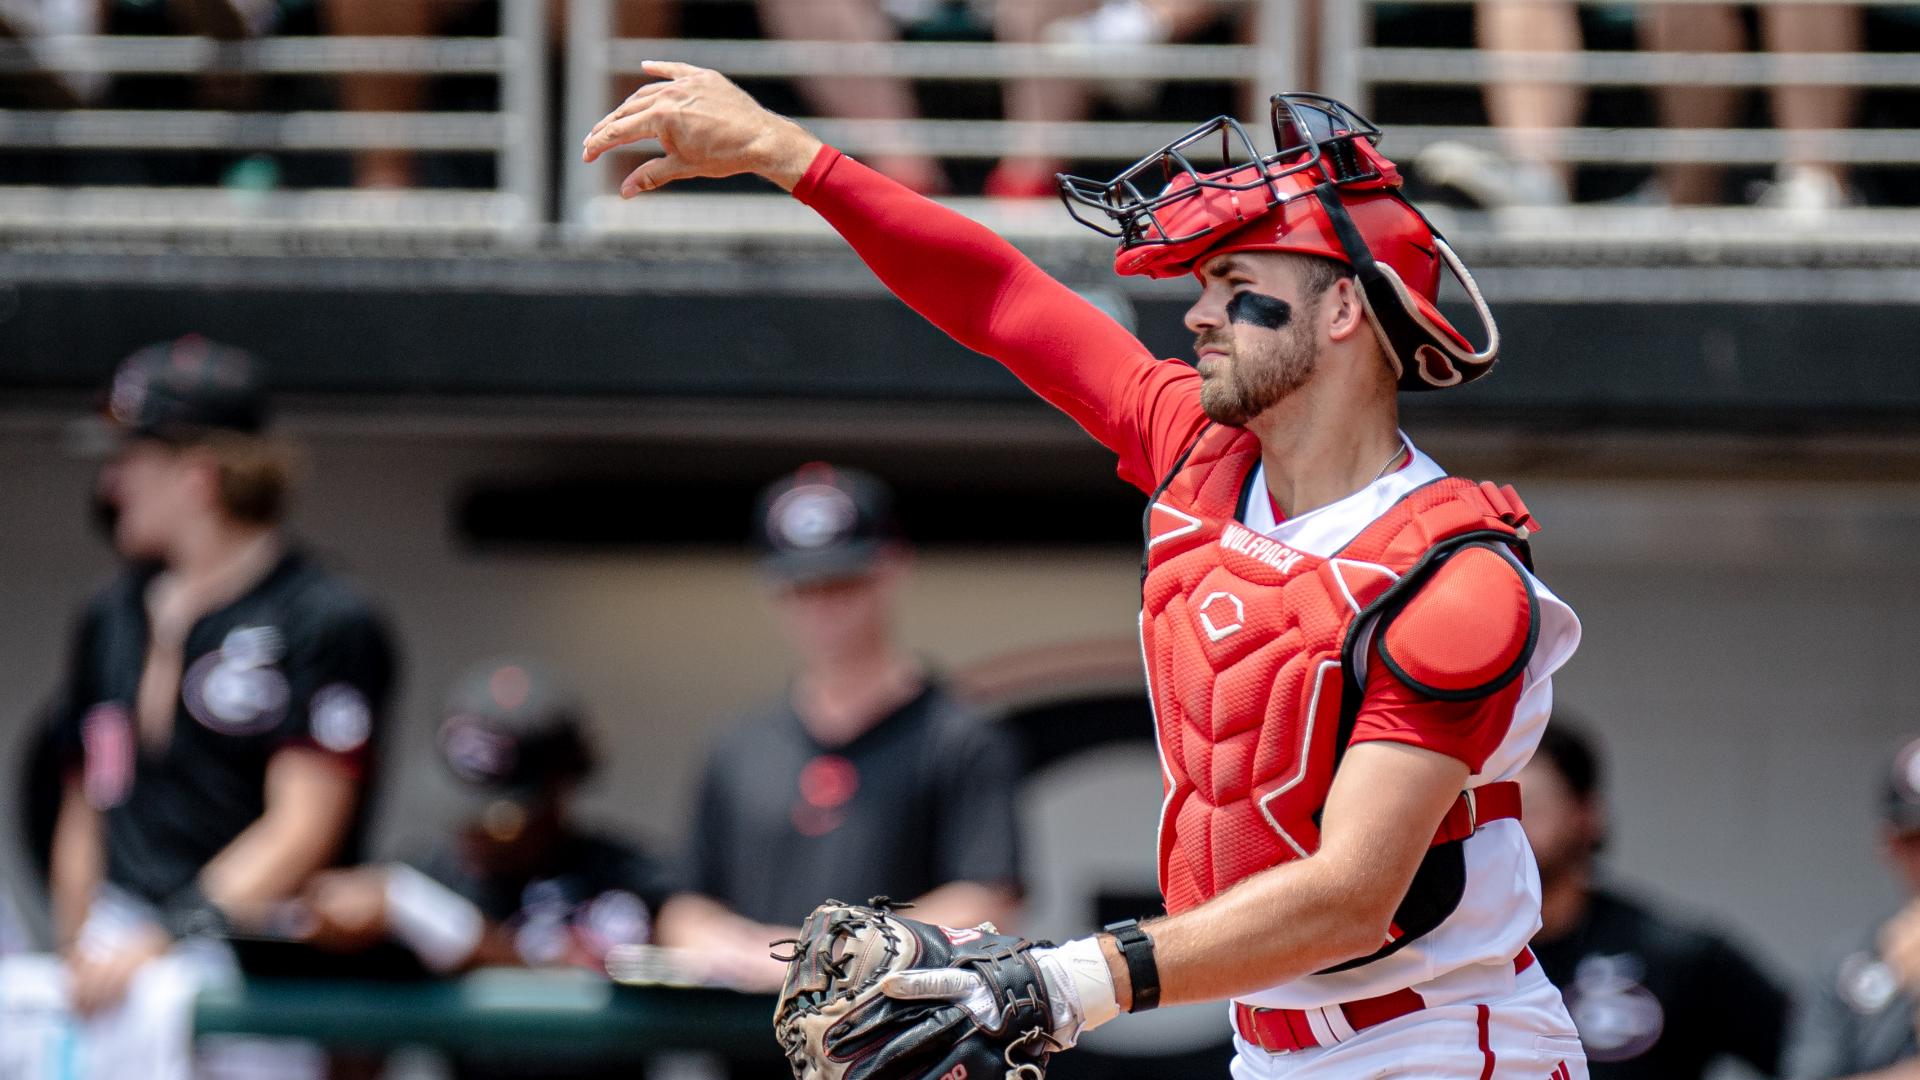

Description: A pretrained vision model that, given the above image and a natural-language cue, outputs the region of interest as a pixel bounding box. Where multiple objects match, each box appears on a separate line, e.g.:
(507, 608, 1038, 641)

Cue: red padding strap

(1431, 781, 1522, 846)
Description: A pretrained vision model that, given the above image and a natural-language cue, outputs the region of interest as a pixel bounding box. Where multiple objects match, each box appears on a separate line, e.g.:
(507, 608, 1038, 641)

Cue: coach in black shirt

(1525, 720, 1789, 1080)
(1784, 736, 1920, 1080)
(655, 465, 1024, 990)
(43, 338, 395, 1016)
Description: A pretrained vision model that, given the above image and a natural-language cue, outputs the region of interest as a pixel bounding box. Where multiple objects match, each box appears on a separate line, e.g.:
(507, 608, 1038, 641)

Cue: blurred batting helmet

(1058, 93, 1499, 391)
(438, 659, 595, 798)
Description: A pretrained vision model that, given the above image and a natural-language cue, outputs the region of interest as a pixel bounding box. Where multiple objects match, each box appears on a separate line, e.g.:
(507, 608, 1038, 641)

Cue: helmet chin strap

(1309, 182, 1499, 391)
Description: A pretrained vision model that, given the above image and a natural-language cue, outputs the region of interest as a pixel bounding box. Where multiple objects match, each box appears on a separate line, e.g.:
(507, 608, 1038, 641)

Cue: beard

(1196, 320, 1318, 426)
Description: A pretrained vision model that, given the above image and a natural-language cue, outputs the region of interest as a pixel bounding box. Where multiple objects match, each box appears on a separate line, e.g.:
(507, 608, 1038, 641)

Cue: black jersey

(50, 549, 397, 907)
(1784, 913, 1920, 1080)
(680, 681, 1023, 928)
(1534, 888, 1789, 1080)
(410, 829, 674, 968)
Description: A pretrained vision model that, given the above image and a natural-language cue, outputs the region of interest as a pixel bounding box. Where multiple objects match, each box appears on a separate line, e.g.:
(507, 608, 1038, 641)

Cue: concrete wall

(2, 417, 1916, 991)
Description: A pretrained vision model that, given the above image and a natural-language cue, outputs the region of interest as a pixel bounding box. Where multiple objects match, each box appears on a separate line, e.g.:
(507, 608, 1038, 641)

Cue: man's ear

(1324, 277, 1368, 343)
(177, 447, 224, 510)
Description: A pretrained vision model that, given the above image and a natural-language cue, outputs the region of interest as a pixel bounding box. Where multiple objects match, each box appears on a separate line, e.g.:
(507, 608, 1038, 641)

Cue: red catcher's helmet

(1057, 94, 1499, 391)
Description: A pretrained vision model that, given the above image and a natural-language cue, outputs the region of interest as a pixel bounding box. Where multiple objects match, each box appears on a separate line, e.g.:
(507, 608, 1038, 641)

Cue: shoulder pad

(1377, 543, 1538, 700)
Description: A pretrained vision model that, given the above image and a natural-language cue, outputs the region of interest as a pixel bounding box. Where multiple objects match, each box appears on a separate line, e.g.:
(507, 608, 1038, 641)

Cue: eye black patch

(1226, 292, 1293, 330)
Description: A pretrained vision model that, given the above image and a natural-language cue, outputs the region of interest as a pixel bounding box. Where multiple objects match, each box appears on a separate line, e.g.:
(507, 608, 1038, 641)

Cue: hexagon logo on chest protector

(1139, 424, 1530, 916)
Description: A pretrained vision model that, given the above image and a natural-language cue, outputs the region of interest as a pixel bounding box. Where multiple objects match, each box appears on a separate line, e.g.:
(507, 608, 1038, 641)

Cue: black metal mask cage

(1056, 92, 1386, 250)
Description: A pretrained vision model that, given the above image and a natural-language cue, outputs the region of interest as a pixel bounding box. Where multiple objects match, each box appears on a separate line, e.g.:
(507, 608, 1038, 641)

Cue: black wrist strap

(162, 882, 232, 941)
(1103, 919, 1161, 1012)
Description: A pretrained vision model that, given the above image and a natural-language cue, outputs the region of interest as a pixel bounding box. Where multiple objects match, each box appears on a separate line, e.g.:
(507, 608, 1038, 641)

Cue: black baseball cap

(437, 659, 596, 797)
(1884, 737, 1920, 834)
(753, 464, 903, 585)
(104, 335, 270, 441)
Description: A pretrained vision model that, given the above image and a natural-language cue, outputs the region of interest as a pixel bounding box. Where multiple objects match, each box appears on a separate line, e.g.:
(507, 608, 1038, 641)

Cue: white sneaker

(1043, 0, 1171, 111)
(0, 0, 105, 104)
(1753, 164, 1852, 220)
(1596, 177, 1671, 208)
(1045, 0, 1171, 48)
(1415, 140, 1570, 209)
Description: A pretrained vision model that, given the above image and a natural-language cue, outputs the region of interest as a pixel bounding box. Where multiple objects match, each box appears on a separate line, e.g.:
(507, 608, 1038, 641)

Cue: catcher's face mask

(1057, 93, 1499, 391)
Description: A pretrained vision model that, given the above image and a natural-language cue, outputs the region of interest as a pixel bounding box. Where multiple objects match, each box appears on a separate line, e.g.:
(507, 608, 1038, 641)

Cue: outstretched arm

(582, 63, 1205, 490)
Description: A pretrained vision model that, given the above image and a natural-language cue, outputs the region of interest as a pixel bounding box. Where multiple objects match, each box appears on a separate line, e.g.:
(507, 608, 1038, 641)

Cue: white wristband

(384, 864, 486, 974)
(1036, 935, 1121, 1045)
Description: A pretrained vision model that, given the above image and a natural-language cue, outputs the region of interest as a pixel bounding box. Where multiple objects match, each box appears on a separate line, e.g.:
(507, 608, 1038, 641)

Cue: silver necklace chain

(1370, 442, 1408, 484)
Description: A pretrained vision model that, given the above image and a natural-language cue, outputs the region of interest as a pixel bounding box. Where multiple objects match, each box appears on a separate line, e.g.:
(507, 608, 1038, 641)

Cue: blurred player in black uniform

(1784, 736, 1920, 1080)
(654, 465, 1025, 990)
(302, 658, 672, 978)
(0, 337, 397, 1080)
(1524, 720, 1789, 1079)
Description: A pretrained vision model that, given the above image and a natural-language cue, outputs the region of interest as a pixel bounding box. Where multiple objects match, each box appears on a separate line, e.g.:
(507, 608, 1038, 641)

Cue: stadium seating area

(2, 0, 1916, 261)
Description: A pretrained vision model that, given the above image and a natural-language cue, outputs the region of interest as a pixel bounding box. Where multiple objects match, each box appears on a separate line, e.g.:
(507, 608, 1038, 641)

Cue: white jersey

(1232, 436, 1582, 1011)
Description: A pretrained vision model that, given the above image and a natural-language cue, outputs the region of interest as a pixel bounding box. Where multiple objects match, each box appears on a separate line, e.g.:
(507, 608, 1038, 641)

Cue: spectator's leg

(754, 0, 945, 194)
(1477, 0, 1580, 201)
(1641, 3, 1744, 205)
(551, 0, 677, 43)
(991, 0, 1100, 197)
(1152, 0, 1217, 28)
(1413, 0, 1578, 207)
(323, 0, 446, 189)
(1758, 1, 1861, 203)
(170, 0, 279, 40)
(1297, 0, 1320, 94)
(613, 0, 676, 38)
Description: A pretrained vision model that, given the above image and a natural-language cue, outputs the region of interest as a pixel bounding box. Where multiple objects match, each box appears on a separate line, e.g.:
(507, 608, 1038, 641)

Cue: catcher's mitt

(771, 899, 1060, 1080)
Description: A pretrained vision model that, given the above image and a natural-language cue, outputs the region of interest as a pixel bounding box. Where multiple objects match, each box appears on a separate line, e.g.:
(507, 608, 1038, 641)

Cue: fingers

(582, 60, 710, 150)
(640, 59, 706, 81)
(880, 969, 979, 1002)
(584, 104, 665, 163)
(67, 958, 101, 1014)
(621, 156, 698, 197)
(587, 80, 671, 145)
(69, 956, 127, 1016)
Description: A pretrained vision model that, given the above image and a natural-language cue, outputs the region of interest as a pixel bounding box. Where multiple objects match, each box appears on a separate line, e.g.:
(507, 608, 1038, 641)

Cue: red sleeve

(1348, 652, 1522, 773)
(793, 146, 1208, 492)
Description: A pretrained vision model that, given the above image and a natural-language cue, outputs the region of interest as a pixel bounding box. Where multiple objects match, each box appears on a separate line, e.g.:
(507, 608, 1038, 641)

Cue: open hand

(300, 868, 391, 953)
(1881, 899, 1920, 990)
(67, 924, 171, 1015)
(581, 61, 823, 196)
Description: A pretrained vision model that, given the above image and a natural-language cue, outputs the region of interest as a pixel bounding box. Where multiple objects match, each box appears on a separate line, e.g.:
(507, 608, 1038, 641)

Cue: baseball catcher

(588, 65, 1588, 1080)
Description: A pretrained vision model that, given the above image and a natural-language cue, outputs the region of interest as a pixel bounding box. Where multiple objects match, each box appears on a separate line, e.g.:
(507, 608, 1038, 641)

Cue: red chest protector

(1140, 424, 1538, 954)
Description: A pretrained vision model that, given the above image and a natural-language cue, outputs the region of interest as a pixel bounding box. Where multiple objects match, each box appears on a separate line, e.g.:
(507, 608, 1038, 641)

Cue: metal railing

(563, 0, 1295, 229)
(0, 0, 549, 242)
(1326, 0, 1920, 167)
(0, 0, 1916, 277)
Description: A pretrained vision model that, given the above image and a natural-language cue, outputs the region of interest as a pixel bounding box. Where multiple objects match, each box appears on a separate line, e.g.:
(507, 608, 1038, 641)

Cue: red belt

(1234, 782, 1527, 1056)
(1235, 950, 1536, 1054)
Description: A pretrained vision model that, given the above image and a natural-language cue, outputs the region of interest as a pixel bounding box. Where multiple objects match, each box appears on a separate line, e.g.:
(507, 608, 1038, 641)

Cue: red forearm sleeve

(793, 146, 1207, 491)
